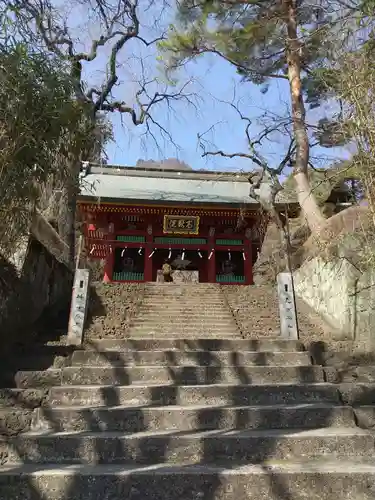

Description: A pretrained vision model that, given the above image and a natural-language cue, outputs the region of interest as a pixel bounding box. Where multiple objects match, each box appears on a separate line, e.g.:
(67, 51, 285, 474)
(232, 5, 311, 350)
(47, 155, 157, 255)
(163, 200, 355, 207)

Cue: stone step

(143, 290, 224, 295)
(15, 366, 324, 388)
(139, 304, 230, 312)
(2, 461, 375, 500)
(133, 310, 234, 325)
(143, 288, 224, 293)
(140, 300, 227, 307)
(133, 318, 235, 324)
(146, 286, 221, 290)
(48, 383, 341, 407)
(15, 383, 375, 409)
(132, 313, 234, 320)
(131, 318, 236, 326)
(146, 283, 220, 287)
(142, 291, 225, 297)
(339, 383, 375, 405)
(0, 408, 35, 436)
(33, 404, 355, 432)
(71, 350, 312, 367)
(355, 406, 375, 429)
(127, 330, 240, 337)
(86, 338, 304, 352)
(0, 389, 47, 408)
(1, 428, 372, 466)
(332, 366, 375, 383)
(126, 330, 239, 335)
(143, 296, 225, 300)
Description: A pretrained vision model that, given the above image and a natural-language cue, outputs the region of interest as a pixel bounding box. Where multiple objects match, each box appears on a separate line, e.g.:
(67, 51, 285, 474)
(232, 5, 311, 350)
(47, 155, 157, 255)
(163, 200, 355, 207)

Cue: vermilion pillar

(103, 250, 114, 283)
(144, 223, 153, 282)
(103, 222, 114, 283)
(208, 227, 216, 284)
(244, 241, 253, 285)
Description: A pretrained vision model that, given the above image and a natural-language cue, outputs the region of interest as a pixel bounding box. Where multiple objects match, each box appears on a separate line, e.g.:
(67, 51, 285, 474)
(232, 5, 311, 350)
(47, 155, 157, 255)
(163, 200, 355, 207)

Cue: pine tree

(161, 0, 357, 232)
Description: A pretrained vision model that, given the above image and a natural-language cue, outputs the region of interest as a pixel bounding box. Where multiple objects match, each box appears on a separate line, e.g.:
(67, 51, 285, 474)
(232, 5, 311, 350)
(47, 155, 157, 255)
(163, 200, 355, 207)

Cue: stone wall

(294, 256, 375, 345)
(0, 239, 73, 349)
(84, 283, 146, 342)
(0, 213, 73, 351)
(222, 284, 328, 340)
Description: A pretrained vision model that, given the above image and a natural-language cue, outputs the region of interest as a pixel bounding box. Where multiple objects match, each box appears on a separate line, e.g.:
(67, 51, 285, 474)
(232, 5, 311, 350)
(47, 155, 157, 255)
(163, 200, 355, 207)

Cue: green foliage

(282, 161, 361, 205)
(0, 43, 107, 255)
(303, 68, 340, 108)
(361, 0, 375, 16)
(160, 0, 337, 89)
(160, 0, 366, 158)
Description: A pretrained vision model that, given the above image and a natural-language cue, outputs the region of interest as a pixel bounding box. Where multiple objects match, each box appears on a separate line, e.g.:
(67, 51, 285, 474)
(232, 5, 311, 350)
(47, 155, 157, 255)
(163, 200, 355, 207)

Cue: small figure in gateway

(162, 259, 173, 282)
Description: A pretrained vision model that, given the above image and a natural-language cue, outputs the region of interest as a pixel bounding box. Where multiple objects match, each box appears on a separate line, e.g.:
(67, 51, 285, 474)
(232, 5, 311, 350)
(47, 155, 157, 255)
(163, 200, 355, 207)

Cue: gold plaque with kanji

(163, 215, 200, 235)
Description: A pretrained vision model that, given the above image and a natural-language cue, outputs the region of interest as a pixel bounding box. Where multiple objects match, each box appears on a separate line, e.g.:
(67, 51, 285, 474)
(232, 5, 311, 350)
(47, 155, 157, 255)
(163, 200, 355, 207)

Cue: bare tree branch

(12, 0, 183, 129)
(201, 149, 267, 169)
(198, 99, 297, 229)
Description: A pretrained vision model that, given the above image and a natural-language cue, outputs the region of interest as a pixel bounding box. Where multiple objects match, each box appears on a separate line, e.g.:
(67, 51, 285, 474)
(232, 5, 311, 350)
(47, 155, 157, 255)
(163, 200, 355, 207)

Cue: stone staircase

(0, 284, 375, 499)
(129, 283, 239, 337)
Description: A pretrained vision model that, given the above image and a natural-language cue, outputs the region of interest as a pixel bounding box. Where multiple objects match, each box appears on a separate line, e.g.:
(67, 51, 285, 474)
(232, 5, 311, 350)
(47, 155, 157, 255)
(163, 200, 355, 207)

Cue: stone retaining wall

(0, 213, 73, 351)
(294, 256, 375, 345)
(84, 283, 146, 342)
(222, 284, 329, 341)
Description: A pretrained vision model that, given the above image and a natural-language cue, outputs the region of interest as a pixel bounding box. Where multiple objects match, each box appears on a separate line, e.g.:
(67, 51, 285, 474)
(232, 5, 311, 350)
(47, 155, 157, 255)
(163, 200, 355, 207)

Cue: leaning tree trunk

(66, 182, 78, 267)
(285, 0, 326, 234)
(59, 157, 80, 267)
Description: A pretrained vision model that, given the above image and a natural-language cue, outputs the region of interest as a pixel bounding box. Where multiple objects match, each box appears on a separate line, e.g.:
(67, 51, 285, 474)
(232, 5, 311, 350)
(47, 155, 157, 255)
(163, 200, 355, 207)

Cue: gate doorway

(152, 248, 208, 283)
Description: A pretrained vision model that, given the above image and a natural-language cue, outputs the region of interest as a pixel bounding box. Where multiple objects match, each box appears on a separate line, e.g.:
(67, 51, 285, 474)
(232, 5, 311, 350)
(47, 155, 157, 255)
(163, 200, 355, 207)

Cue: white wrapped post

(67, 269, 90, 346)
(277, 272, 299, 339)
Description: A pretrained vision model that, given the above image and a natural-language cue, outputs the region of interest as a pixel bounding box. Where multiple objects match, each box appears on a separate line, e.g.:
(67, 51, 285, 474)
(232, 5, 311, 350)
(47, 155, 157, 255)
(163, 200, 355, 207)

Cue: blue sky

(105, 54, 348, 173)
(76, 0, 349, 174)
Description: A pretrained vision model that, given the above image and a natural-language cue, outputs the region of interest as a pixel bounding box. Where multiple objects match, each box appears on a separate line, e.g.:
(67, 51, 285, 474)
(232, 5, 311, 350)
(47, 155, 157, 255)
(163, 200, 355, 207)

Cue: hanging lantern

(88, 223, 96, 232)
(242, 251, 246, 261)
(168, 248, 172, 259)
(228, 250, 231, 261)
(148, 248, 156, 258)
(208, 249, 214, 260)
(198, 249, 203, 259)
(89, 244, 96, 255)
(181, 248, 185, 261)
(138, 247, 143, 255)
(121, 247, 127, 257)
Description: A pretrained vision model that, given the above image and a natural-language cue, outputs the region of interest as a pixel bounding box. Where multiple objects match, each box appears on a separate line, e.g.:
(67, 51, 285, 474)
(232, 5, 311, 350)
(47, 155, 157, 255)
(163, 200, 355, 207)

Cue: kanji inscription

(163, 215, 200, 235)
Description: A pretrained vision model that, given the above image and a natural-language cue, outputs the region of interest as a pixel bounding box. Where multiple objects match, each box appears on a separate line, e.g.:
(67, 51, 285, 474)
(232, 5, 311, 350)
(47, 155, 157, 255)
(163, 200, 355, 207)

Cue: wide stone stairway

(0, 283, 375, 499)
(129, 283, 240, 337)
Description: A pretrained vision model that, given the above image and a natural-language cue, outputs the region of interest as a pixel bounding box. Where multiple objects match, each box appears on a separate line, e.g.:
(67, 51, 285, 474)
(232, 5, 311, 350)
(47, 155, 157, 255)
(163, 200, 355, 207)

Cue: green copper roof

(79, 165, 295, 206)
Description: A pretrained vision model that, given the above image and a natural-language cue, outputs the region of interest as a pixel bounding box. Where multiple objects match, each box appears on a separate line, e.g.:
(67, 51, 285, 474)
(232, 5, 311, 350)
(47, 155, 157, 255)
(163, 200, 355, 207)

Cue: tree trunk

(66, 181, 77, 267)
(284, 0, 326, 233)
(59, 158, 80, 267)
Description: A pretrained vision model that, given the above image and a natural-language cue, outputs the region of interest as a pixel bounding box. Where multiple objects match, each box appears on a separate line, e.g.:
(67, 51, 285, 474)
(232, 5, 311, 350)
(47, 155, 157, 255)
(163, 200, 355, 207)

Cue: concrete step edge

(2, 461, 375, 475)
(48, 382, 338, 389)
(6, 427, 371, 439)
(72, 350, 308, 355)
(35, 403, 347, 411)
(136, 315, 232, 318)
(130, 322, 236, 325)
(86, 339, 304, 351)
(60, 366, 316, 372)
(89, 337, 300, 342)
